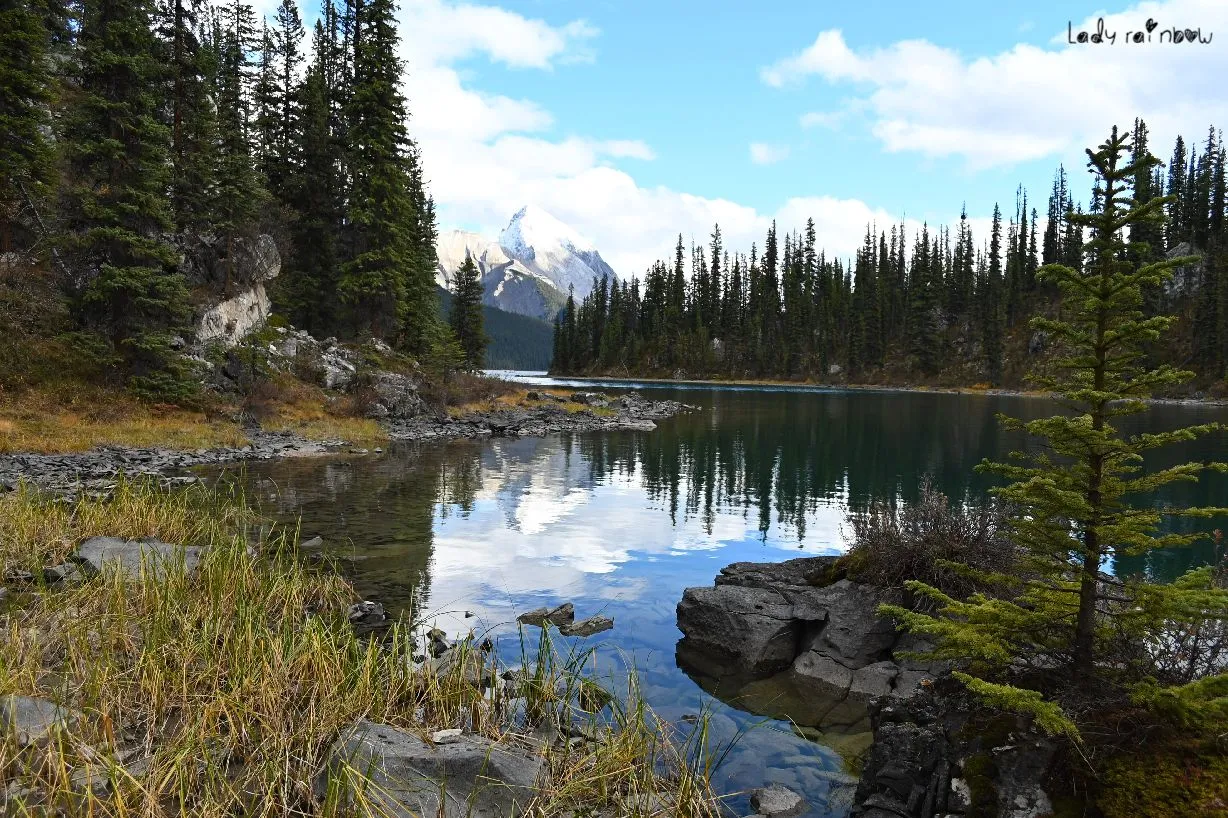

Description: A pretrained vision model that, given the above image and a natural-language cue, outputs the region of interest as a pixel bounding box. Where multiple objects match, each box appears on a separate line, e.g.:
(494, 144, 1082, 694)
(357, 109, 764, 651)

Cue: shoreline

(542, 373, 1228, 408)
(0, 388, 694, 498)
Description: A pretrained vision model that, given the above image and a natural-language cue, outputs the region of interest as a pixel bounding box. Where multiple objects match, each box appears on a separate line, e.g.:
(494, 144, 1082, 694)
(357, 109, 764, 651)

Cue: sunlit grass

(0, 387, 248, 454)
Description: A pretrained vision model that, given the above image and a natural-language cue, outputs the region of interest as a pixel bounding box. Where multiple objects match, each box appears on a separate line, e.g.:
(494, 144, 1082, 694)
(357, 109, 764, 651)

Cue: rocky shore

(676, 556, 1059, 818)
(0, 390, 692, 499)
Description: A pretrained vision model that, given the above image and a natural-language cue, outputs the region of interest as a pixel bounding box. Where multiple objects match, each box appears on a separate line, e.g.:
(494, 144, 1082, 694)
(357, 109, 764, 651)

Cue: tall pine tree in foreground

(61, 0, 194, 399)
(449, 253, 487, 370)
(339, 0, 437, 349)
(886, 127, 1228, 733)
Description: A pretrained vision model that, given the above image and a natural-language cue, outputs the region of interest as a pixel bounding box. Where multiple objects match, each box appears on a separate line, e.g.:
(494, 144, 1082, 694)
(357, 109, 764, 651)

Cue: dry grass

(243, 375, 388, 445)
(0, 482, 723, 817)
(0, 388, 248, 454)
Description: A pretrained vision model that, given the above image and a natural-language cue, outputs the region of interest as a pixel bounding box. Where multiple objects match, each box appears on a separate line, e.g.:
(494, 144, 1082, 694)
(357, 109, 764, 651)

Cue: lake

(205, 375, 1228, 817)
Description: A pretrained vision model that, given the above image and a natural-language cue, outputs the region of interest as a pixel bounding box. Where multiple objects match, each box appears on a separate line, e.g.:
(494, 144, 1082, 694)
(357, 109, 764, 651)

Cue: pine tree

(982, 204, 1004, 384)
(265, 0, 304, 201)
(61, 0, 194, 399)
(157, 0, 217, 231)
(0, 0, 57, 253)
(282, 33, 341, 334)
(338, 0, 420, 342)
(448, 252, 486, 370)
(885, 127, 1226, 730)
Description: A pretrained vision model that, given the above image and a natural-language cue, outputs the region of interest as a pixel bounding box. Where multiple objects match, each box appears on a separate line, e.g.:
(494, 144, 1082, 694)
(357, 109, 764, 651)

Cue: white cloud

(760, 0, 1228, 169)
(397, 0, 934, 277)
(799, 110, 845, 130)
(749, 142, 791, 165)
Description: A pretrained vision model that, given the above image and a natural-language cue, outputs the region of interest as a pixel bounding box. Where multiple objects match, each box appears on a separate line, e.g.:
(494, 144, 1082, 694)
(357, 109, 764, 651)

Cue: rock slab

(75, 536, 206, 581)
(319, 720, 542, 817)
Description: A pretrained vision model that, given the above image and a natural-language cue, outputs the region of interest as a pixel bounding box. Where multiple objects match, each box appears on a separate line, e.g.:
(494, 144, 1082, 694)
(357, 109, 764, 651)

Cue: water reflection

(205, 381, 1228, 818)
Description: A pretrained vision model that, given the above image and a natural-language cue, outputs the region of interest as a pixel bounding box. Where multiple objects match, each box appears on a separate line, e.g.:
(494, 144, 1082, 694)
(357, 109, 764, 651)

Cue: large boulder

(676, 558, 940, 733)
(368, 372, 428, 419)
(318, 720, 542, 817)
(75, 536, 206, 581)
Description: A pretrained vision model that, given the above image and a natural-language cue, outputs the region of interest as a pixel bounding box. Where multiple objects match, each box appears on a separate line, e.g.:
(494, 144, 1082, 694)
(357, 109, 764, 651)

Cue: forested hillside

(1, 0, 451, 399)
(437, 286, 553, 371)
(552, 120, 1228, 396)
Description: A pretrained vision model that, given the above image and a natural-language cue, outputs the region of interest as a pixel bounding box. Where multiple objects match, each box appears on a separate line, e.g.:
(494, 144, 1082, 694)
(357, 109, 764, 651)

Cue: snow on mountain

(498, 205, 617, 299)
(435, 207, 618, 321)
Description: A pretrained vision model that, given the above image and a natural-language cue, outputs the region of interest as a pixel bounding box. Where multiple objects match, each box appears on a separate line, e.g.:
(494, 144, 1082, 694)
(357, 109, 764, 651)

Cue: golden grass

(446, 389, 616, 419)
(0, 482, 723, 817)
(248, 375, 389, 445)
(0, 388, 248, 454)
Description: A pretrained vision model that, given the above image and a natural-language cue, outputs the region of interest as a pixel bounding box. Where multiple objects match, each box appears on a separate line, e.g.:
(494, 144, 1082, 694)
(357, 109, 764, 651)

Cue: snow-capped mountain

(498, 205, 617, 298)
(435, 207, 617, 321)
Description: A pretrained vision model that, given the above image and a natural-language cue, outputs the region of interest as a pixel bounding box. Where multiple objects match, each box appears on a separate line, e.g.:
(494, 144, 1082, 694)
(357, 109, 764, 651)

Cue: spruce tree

(339, 0, 436, 348)
(448, 253, 486, 370)
(0, 0, 57, 253)
(885, 127, 1226, 730)
(61, 0, 194, 399)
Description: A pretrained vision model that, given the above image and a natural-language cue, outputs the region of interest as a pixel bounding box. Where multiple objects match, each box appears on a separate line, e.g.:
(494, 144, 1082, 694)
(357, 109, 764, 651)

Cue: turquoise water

(210, 377, 1228, 816)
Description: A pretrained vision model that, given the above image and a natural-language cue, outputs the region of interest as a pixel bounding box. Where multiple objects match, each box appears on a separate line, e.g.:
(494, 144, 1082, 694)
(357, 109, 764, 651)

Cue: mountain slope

(498, 205, 617, 299)
(437, 286, 554, 371)
(435, 207, 617, 322)
(436, 228, 565, 321)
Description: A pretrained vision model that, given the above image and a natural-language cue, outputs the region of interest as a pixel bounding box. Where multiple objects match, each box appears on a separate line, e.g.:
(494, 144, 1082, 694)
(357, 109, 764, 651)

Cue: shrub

(843, 480, 1017, 598)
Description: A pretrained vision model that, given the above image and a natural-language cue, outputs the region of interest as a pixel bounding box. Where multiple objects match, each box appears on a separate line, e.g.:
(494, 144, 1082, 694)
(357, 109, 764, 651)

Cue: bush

(843, 480, 1017, 598)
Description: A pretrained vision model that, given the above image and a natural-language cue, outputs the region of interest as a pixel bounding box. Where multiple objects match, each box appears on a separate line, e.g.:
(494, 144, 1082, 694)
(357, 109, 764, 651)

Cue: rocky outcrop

(318, 720, 542, 818)
(852, 680, 1057, 818)
(384, 393, 692, 442)
(676, 557, 943, 733)
(181, 233, 281, 348)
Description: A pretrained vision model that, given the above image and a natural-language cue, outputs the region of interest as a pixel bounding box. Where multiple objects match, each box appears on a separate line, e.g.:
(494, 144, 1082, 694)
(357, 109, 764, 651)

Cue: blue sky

(286, 0, 1227, 274)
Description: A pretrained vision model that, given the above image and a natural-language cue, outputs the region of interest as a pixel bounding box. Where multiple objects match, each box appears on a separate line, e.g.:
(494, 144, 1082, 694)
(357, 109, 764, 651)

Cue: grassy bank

(0, 481, 720, 816)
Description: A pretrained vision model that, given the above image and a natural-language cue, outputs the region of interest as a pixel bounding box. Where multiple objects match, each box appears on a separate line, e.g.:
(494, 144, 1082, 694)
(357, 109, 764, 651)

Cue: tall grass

(0, 481, 721, 816)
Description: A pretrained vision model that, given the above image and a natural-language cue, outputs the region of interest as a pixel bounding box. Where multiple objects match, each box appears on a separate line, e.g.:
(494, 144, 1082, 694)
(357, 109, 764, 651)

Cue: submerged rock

(318, 719, 542, 817)
(559, 615, 613, 637)
(750, 783, 808, 817)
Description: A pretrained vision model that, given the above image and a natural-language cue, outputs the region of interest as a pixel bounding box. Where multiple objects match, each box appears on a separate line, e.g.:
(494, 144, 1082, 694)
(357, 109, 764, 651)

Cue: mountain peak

(501, 205, 595, 255)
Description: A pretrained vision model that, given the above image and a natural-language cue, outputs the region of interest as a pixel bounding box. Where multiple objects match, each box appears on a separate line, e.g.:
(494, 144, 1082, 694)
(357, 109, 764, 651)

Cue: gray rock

(318, 720, 542, 818)
(44, 562, 87, 584)
(299, 536, 324, 549)
(75, 536, 206, 581)
(371, 372, 427, 419)
(676, 583, 808, 676)
(749, 783, 807, 817)
(570, 391, 608, 406)
(348, 601, 389, 630)
(559, 615, 613, 637)
(516, 607, 550, 627)
(1, 695, 81, 748)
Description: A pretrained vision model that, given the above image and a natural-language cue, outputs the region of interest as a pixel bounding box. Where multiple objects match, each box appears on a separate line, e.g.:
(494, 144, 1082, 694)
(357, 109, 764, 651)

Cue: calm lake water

(206, 375, 1228, 817)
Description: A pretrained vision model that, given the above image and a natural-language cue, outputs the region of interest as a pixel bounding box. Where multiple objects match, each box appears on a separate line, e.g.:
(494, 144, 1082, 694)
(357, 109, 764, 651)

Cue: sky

(287, 0, 1228, 276)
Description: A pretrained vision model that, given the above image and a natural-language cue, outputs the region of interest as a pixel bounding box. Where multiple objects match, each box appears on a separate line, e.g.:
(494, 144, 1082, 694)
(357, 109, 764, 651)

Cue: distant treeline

(552, 120, 1228, 389)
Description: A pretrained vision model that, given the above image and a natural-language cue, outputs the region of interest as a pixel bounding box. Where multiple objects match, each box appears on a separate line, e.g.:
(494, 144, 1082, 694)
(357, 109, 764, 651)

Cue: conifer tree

(982, 204, 1004, 383)
(884, 127, 1226, 729)
(449, 253, 486, 370)
(61, 0, 194, 398)
(339, 0, 417, 340)
(1, 0, 58, 253)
